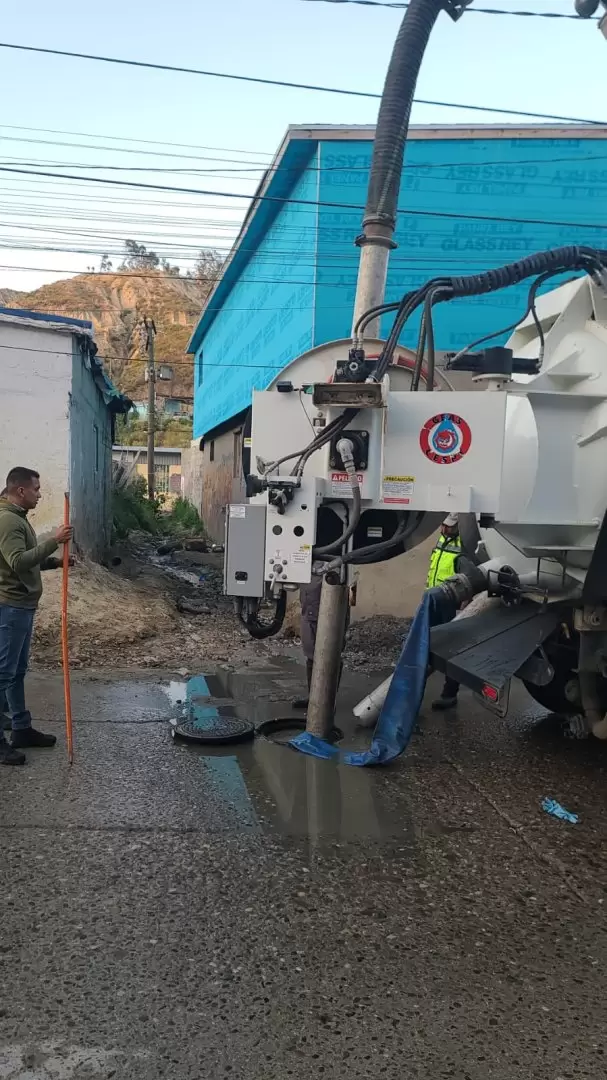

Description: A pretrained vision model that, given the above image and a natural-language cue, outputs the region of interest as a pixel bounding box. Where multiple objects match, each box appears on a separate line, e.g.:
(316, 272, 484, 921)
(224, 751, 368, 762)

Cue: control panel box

(263, 476, 323, 586)
(224, 503, 267, 597)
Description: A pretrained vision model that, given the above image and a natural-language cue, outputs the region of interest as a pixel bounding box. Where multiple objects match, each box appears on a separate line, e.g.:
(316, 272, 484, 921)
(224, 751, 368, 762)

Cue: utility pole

(143, 317, 157, 501)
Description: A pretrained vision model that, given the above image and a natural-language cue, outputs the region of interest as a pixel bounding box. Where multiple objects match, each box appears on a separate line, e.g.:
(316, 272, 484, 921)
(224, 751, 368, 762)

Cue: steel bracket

(574, 605, 607, 631)
(444, 0, 474, 21)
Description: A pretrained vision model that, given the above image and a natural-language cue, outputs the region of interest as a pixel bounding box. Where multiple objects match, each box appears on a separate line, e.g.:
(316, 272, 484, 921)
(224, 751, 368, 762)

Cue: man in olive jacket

(0, 468, 73, 766)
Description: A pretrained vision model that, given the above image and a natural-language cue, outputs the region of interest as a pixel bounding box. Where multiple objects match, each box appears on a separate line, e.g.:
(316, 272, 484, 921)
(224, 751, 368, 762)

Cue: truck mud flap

(430, 601, 561, 714)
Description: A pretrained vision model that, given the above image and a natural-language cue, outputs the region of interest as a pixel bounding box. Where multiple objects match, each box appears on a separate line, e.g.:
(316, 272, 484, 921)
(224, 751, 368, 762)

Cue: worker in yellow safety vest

(427, 513, 464, 711)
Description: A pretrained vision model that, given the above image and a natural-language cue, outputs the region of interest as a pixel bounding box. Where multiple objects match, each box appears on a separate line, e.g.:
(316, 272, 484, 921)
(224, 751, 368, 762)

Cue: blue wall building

(189, 124, 607, 440)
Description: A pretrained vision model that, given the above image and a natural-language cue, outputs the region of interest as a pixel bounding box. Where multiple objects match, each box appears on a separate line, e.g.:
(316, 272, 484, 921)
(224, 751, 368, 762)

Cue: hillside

(0, 288, 26, 307)
(11, 270, 208, 403)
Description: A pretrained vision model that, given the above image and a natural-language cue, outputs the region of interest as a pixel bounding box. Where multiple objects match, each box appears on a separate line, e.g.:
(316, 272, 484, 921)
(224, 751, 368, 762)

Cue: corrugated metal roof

(0, 306, 92, 331)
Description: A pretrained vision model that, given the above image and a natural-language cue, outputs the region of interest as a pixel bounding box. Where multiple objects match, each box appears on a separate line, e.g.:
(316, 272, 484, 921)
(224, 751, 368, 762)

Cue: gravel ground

(31, 534, 411, 674)
(343, 615, 411, 670)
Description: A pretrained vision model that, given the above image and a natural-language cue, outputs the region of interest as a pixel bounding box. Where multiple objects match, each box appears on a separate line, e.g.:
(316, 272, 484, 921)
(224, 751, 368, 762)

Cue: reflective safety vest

(426, 534, 462, 589)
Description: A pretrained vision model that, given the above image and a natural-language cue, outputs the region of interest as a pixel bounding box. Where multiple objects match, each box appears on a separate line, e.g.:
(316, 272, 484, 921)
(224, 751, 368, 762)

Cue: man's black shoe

(431, 695, 458, 711)
(0, 740, 26, 766)
(11, 727, 57, 749)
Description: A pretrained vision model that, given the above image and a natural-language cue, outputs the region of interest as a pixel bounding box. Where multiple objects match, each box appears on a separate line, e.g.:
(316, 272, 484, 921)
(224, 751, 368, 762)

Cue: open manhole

(257, 717, 343, 747)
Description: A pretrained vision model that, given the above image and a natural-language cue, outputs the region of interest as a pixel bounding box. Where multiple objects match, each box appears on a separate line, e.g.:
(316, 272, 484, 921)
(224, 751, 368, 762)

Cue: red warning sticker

(330, 472, 363, 497)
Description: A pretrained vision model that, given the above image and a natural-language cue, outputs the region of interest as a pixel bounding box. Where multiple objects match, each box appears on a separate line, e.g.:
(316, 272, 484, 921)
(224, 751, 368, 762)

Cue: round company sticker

(419, 413, 472, 465)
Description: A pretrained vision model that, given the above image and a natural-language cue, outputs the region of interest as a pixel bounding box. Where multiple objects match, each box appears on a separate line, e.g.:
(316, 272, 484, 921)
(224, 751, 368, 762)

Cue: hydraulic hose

(313, 438, 362, 556)
(324, 511, 424, 571)
(240, 591, 287, 640)
(364, 0, 449, 232)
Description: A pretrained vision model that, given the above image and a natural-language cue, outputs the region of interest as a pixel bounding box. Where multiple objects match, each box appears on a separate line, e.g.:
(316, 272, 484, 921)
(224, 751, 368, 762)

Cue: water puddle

(160, 666, 426, 848)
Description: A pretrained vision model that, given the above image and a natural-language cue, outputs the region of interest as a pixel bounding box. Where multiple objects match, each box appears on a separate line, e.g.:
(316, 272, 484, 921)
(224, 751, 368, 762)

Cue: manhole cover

(173, 713, 255, 745)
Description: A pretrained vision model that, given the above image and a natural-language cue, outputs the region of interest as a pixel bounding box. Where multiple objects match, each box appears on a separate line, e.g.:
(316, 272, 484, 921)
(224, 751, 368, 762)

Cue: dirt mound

(33, 560, 176, 667)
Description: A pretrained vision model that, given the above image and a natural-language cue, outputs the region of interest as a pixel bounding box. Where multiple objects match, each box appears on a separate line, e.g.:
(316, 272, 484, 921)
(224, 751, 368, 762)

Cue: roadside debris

(176, 598, 212, 615)
(542, 798, 579, 824)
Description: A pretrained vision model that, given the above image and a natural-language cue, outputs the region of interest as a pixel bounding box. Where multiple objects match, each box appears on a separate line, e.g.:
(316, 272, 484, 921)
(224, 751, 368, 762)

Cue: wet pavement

(2, 659, 607, 1079)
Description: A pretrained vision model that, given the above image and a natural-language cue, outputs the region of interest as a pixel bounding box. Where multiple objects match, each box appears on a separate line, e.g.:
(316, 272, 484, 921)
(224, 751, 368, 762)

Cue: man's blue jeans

(0, 606, 35, 734)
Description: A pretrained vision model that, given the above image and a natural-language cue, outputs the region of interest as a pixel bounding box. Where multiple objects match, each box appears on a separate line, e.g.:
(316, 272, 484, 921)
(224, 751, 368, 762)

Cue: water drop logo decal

(419, 413, 472, 465)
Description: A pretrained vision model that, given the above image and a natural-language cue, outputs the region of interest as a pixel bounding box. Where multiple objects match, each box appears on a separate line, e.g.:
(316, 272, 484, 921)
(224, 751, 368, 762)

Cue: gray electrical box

(224, 503, 267, 597)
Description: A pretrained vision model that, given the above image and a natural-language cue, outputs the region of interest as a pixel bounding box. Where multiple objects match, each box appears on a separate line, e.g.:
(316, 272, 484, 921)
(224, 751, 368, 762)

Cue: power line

(0, 40, 605, 126)
(1, 162, 607, 233)
(300, 0, 597, 18)
(0, 123, 274, 159)
(0, 338, 307, 369)
(0, 132, 272, 167)
(8, 141, 607, 177)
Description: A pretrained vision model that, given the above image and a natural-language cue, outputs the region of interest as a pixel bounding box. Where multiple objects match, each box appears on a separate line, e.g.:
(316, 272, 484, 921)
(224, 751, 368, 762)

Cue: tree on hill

(188, 249, 224, 297)
(121, 240, 160, 270)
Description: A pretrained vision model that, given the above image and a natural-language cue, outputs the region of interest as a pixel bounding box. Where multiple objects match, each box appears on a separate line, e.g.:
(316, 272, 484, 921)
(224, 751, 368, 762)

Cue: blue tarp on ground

(290, 589, 454, 767)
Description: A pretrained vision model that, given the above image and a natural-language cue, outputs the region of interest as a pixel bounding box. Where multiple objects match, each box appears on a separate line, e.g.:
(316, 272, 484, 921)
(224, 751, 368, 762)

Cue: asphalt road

(1, 660, 606, 1079)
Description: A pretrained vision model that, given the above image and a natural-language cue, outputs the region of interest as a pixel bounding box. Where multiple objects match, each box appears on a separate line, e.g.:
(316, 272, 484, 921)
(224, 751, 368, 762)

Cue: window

(209, 440, 215, 463)
(233, 430, 242, 478)
(197, 351, 203, 388)
(154, 463, 170, 494)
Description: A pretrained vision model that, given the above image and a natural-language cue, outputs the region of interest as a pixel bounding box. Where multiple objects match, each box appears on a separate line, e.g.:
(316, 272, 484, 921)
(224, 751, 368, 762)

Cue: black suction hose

(363, 0, 448, 234)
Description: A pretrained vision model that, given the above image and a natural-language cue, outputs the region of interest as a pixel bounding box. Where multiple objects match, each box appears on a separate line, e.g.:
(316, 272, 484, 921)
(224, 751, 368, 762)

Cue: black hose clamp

(443, 0, 474, 21)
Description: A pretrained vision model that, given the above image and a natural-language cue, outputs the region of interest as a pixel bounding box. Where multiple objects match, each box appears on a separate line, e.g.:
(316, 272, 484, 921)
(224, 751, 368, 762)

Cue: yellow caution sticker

(382, 475, 415, 505)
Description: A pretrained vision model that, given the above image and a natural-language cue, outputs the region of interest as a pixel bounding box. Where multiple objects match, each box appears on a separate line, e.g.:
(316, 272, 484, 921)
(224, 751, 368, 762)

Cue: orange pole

(61, 492, 74, 764)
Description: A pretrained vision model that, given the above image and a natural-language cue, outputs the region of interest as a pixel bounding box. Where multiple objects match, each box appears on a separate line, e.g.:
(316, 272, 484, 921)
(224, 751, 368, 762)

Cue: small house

(0, 306, 131, 558)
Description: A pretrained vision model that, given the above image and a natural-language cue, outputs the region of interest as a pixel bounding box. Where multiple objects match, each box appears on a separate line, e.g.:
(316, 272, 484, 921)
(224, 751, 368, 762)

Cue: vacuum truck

(223, 0, 607, 742)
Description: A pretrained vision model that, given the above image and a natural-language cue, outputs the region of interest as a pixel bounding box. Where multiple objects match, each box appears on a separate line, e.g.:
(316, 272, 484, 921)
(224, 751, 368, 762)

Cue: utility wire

(8, 142, 607, 176)
(0, 338, 310, 369)
(0, 122, 274, 158)
(0, 40, 605, 126)
(1, 162, 607, 233)
(300, 0, 598, 18)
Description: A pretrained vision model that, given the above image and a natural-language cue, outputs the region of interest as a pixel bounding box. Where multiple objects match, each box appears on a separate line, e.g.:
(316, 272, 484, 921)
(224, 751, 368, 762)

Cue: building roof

(112, 445, 183, 454)
(0, 306, 93, 331)
(0, 305, 131, 414)
(186, 121, 607, 355)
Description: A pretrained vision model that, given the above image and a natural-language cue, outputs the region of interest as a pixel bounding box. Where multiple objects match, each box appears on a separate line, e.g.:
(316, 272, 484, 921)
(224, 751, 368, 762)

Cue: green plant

(112, 475, 161, 539)
(164, 497, 204, 535)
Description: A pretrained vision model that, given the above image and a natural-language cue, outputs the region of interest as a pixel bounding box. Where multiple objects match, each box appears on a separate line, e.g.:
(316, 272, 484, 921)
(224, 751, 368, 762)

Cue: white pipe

(353, 674, 392, 728)
(351, 243, 391, 339)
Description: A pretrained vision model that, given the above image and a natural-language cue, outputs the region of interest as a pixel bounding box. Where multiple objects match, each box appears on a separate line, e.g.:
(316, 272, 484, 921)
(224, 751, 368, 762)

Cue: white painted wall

(0, 317, 116, 557)
(0, 320, 71, 538)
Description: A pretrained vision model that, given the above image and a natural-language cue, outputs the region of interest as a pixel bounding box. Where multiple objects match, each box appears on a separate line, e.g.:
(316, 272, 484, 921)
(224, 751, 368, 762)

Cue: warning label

(382, 475, 415, 505)
(330, 471, 364, 498)
(291, 548, 311, 566)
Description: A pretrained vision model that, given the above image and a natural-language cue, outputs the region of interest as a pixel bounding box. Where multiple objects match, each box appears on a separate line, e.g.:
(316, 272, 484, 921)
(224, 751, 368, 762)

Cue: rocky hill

(0, 288, 25, 307)
(3, 269, 212, 402)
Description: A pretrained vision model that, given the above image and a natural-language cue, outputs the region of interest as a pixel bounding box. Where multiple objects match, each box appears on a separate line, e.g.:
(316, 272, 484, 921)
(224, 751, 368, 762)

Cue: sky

(0, 0, 605, 291)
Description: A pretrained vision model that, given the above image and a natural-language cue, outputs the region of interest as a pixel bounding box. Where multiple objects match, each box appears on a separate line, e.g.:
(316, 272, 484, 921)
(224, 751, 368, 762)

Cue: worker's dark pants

(299, 578, 349, 688)
(441, 676, 460, 700)
(0, 606, 35, 735)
